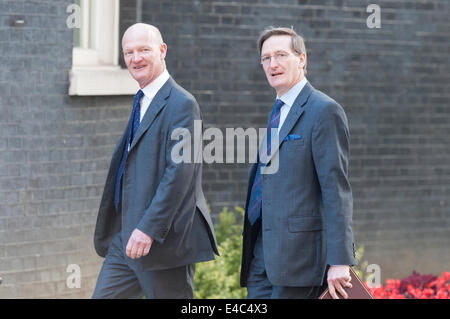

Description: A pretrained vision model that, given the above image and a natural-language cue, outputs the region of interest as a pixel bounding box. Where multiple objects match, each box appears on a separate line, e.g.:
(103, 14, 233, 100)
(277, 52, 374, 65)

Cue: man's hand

(327, 265, 352, 299)
(126, 229, 153, 259)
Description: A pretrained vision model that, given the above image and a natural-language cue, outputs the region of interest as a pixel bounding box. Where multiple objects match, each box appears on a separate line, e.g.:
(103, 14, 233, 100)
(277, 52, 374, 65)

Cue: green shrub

(194, 206, 246, 299)
(353, 244, 369, 282)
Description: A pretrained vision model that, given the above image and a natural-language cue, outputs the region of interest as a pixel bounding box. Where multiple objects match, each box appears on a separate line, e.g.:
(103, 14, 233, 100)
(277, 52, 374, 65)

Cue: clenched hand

(327, 265, 352, 299)
(126, 228, 153, 259)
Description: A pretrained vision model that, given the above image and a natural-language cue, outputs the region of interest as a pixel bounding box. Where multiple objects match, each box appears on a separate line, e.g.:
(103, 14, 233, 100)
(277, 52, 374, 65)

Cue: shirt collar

(277, 77, 308, 108)
(141, 69, 170, 100)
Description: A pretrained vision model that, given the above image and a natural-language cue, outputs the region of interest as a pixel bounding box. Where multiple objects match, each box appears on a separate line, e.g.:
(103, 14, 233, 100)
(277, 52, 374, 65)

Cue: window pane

(73, 0, 81, 47)
(88, 0, 95, 49)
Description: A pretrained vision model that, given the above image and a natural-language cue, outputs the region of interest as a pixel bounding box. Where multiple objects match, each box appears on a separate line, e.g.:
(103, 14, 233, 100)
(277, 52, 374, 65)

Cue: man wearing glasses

(240, 27, 357, 299)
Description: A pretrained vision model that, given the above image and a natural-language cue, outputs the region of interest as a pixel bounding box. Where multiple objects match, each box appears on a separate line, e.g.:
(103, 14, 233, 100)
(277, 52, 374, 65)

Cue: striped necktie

(247, 99, 284, 225)
(114, 89, 144, 212)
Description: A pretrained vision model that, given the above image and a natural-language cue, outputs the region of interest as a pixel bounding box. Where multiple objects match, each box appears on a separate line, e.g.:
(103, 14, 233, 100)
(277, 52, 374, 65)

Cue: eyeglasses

(260, 51, 297, 66)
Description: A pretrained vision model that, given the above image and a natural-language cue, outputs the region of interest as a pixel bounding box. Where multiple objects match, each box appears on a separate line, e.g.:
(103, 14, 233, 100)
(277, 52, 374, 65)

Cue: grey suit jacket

(241, 82, 357, 287)
(94, 77, 219, 271)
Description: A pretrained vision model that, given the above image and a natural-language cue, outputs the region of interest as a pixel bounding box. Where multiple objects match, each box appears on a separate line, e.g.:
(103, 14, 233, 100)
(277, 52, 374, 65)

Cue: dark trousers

(92, 233, 195, 299)
(246, 227, 326, 299)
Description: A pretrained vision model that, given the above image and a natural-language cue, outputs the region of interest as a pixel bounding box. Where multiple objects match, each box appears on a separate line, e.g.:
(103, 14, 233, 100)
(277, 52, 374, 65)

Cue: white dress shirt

(276, 77, 308, 134)
(128, 69, 170, 151)
(139, 69, 171, 122)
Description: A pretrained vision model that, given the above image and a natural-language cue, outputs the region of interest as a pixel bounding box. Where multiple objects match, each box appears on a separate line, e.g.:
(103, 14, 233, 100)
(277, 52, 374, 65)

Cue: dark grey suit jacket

(241, 82, 357, 287)
(94, 77, 219, 271)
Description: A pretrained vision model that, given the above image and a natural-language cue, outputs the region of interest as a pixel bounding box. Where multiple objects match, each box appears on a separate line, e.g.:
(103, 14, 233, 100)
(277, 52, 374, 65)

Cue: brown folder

(319, 267, 375, 299)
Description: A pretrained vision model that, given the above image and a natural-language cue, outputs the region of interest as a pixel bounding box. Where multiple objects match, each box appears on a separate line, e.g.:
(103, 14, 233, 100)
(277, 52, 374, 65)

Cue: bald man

(92, 23, 218, 299)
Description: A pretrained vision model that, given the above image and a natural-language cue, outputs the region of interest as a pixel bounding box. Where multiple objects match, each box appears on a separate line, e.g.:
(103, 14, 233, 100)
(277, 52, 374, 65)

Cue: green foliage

(353, 244, 369, 282)
(194, 206, 247, 299)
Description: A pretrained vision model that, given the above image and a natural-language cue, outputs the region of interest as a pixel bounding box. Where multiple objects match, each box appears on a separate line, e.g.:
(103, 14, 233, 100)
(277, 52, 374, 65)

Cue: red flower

(367, 271, 450, 299)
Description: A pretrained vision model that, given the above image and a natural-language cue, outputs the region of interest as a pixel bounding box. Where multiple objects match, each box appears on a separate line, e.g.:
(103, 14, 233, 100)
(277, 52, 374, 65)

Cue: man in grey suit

(92, 23, 218, 298)
(240, 27, 357, 299)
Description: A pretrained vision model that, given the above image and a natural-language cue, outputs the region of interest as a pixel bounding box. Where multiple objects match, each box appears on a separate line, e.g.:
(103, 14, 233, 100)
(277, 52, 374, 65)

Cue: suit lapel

(277, 82, 313, 143)
(129, 77, 174, 152)
(263, 82, 314, 168)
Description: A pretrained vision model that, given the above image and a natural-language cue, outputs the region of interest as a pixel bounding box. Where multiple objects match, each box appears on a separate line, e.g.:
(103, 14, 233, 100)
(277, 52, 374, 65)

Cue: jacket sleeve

(136, 97, 200, 243)
(311, 101, 357, 266)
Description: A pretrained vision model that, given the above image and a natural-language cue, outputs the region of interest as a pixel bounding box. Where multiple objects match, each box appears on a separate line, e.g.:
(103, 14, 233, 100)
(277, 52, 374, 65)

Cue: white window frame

(69, 0, 138, 96)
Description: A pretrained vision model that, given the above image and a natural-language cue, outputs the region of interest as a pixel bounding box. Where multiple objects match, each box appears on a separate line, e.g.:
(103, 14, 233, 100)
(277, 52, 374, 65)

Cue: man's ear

(298, 52, 306, 69)
(160, 43, 168, 59)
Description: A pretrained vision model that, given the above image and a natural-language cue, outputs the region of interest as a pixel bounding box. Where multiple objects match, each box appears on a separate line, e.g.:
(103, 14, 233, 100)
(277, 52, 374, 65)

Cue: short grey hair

(257, 26, 307, 74)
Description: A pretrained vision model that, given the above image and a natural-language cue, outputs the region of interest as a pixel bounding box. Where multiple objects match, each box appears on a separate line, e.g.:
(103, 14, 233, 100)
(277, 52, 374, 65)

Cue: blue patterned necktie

(247, 99, 284, 225)
(114, 89, 144, 212)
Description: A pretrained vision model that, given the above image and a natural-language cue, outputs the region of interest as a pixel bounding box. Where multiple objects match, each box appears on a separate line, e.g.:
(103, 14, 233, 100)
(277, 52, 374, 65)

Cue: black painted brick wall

(0, 0, 131, 298)
(0, 0, 449, 297)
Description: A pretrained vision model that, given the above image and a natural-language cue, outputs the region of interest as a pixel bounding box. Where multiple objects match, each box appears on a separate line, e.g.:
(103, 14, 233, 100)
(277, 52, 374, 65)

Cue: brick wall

(0, 0, 449, 298)
(0, 0, 130, 298)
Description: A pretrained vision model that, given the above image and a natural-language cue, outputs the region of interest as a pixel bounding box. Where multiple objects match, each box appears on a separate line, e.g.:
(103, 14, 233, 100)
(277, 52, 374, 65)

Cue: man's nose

(269, 56, 280, 68)
(132, 52, 143, 63)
